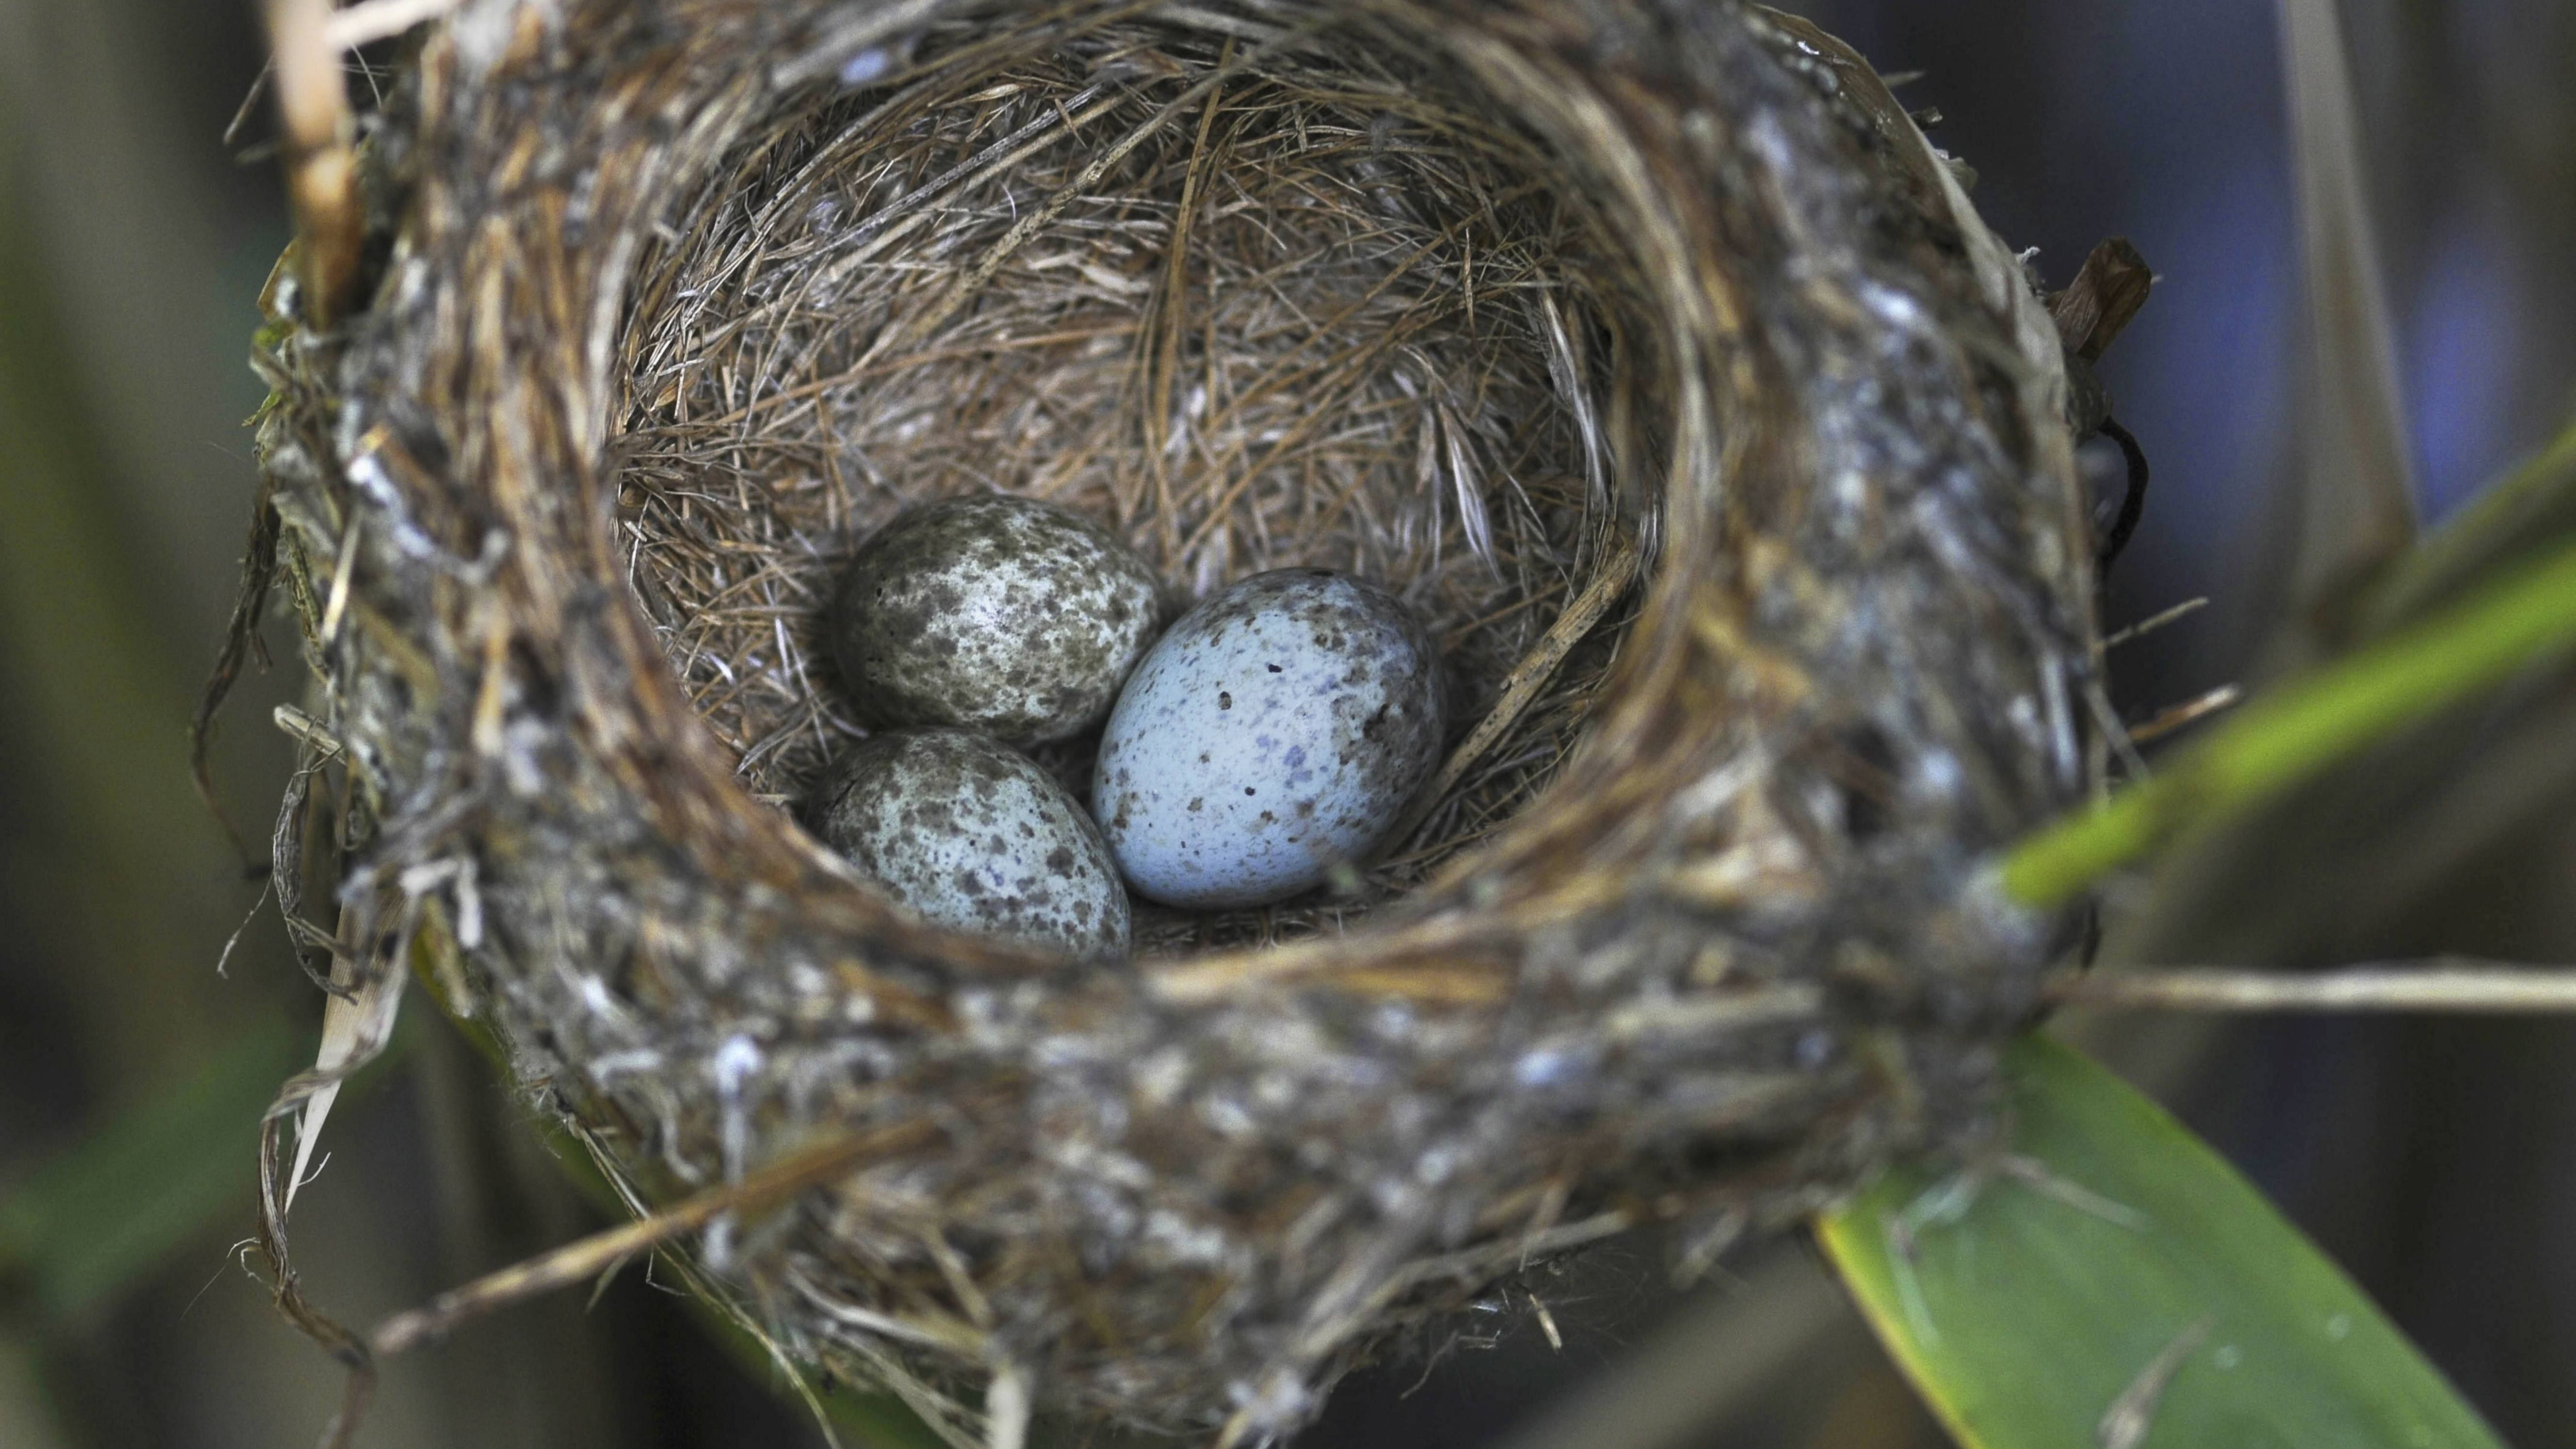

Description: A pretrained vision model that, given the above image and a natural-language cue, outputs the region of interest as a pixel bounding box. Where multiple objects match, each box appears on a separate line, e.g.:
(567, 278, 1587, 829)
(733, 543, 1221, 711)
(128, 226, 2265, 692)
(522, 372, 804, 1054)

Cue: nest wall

(245, 1, 2098, 1442)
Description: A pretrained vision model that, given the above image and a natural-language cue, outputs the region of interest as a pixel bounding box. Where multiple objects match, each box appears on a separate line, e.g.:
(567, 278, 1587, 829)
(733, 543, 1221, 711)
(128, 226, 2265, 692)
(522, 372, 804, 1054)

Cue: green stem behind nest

(1998, 478, 2576, 910)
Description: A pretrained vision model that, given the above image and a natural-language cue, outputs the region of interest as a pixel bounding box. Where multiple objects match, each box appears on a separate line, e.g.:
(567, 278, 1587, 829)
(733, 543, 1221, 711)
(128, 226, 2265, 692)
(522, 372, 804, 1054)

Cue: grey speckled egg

(830, 495, 1164, 744)
(1093, 569, 1445, 908)
(815, 729, 1130, 958)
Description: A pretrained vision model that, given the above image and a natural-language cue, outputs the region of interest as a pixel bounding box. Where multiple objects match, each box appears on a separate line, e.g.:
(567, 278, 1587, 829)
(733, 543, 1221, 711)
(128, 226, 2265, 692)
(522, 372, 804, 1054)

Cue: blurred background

(2, 2, 2572, 1446)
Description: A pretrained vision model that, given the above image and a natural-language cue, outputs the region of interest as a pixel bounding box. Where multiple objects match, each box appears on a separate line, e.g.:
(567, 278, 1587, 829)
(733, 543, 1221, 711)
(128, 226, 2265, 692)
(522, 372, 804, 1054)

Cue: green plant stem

(1998, 533, 2576, 908)
(2359, 415, 2576, 632)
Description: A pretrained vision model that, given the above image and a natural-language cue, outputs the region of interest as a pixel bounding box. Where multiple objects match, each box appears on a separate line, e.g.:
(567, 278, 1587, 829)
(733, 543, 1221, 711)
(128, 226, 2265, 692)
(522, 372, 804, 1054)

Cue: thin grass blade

(2268, 0, 2418, 643)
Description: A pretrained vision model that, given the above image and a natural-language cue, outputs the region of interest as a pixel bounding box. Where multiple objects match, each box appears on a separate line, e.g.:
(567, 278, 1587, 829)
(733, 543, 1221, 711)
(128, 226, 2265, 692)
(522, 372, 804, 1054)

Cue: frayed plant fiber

(240, 1, 2099, 1442)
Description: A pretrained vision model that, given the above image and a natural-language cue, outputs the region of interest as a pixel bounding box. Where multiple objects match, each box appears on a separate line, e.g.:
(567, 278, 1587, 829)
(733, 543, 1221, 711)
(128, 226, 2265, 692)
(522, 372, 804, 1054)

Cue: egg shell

(1093, 569, 1446, 909)
(815, 728, 1130, 958)
(830, 495, 1164, 744)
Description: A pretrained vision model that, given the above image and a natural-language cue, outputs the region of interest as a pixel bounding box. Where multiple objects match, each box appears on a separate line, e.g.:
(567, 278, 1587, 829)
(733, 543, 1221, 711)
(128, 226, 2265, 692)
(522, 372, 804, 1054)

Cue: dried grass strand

(2049, 961, 2576, 1013)
(372, 1117, 942, 1356)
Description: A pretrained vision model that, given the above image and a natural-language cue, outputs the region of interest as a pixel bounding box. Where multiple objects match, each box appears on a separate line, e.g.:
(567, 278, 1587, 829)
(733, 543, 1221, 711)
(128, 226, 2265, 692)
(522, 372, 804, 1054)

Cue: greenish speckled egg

(1093, 569, 1445, 909)
(815, 728, 1129, 958)
(829, 495, 1163, 744)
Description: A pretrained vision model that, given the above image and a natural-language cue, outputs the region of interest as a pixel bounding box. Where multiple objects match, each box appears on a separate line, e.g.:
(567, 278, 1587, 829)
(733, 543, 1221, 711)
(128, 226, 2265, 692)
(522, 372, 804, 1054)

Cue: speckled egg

(815, 729, 1130, 958)
(830, 495, 1164, 744)
(1093, 569, 1445, 909)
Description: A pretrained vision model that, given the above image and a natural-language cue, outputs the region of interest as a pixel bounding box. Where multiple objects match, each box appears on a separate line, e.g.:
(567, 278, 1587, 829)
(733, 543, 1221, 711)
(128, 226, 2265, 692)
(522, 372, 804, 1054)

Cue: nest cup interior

(611, 5, 1666, 956)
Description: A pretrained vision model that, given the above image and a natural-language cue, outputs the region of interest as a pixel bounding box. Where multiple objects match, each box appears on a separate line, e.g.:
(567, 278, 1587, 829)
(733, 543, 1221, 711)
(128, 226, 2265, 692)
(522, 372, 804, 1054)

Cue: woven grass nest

(241, 1, 2100, 1442)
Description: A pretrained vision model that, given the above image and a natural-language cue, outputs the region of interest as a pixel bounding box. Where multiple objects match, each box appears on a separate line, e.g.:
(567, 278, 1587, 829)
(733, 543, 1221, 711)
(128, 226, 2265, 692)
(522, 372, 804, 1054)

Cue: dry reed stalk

(260, 0, 364, 320)
(2049, 961, 2576, 1014)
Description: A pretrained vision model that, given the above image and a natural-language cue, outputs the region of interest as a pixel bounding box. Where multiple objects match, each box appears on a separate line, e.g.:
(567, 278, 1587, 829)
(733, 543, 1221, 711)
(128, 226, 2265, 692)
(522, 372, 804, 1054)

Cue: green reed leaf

(1817, 1035, 2503, 1449)
(2000, 529, 2576, 909)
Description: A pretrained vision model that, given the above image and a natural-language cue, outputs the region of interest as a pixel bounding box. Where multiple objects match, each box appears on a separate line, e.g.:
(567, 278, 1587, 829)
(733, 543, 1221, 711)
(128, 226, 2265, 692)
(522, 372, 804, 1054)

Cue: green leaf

(1816, 1035, 2504, 1449)
(0, 1018, 306, 1319)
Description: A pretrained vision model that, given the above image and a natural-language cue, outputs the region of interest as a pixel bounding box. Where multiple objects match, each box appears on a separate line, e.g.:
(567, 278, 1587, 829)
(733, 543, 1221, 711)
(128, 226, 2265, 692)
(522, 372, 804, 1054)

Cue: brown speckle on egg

(829, 496, 1164, 744)
(815, 728, 1130, 958)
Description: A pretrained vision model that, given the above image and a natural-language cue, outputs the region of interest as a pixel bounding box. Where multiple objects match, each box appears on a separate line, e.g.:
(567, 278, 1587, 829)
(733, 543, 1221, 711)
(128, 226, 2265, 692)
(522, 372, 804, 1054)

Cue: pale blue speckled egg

(1093, 570, 1444, 908)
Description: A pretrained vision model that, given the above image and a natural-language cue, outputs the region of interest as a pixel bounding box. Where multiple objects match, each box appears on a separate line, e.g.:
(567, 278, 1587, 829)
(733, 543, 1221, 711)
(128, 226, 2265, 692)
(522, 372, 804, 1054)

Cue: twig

(192, 474, 281, 871)
(2046, 960, 2576, 1014)
(2100, 596, 2207, 649)
(2123, 684, 2240, 745)
(256, 1103, 377, 1449)
(225, 58, 276, 148)
(371, 1118, 937, 1355)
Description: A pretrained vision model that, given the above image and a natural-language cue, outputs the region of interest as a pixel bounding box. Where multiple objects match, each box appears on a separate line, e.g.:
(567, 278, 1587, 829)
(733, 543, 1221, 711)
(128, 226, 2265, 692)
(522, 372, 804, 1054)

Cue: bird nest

(236, 1, 2099, 1444)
